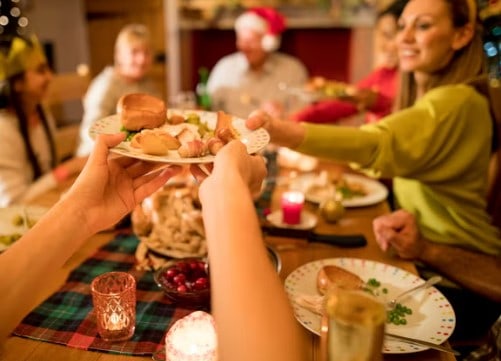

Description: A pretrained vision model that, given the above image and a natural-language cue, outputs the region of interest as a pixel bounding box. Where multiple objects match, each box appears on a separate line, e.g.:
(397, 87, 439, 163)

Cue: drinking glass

(91, 271, 136, 342)
(322, 287, 386, 361)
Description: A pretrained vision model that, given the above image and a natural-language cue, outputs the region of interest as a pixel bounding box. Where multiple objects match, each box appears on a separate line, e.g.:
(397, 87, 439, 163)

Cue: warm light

(106, 312, 126, 331)
(165, 311, 218, 361)
(281, 191, 305, 225)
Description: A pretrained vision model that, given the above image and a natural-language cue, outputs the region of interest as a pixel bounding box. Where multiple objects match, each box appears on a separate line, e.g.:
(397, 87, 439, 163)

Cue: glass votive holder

(91, 271, 136, 342)
(281, 190, 305, 225)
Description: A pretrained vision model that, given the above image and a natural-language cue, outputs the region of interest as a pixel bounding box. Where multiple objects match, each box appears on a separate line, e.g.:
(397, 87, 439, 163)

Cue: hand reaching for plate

(190, 140, 266, 200)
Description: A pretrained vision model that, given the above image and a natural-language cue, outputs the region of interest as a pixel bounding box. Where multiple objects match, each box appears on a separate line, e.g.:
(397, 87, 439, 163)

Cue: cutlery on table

(262, 225, 367, 248)
(387, 276, 442, 309)
(385, 332, 460, 355)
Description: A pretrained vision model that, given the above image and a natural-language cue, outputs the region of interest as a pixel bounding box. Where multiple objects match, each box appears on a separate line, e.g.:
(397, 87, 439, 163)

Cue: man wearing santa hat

(206, 7, 309, 119)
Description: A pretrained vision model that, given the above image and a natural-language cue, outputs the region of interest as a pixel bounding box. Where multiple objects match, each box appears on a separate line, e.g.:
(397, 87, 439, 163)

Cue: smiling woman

(244, 0, 501, 343)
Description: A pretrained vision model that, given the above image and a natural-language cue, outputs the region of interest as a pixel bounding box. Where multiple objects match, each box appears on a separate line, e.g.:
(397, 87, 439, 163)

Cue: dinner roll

(117, 93, 167, 131)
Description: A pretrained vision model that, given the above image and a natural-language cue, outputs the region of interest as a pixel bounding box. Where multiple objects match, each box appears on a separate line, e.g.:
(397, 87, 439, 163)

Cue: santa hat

(234, 7, 286, 52)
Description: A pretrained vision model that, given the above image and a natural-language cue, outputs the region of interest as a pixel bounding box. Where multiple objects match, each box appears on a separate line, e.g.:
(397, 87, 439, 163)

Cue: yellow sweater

(297, 84, 500, 255)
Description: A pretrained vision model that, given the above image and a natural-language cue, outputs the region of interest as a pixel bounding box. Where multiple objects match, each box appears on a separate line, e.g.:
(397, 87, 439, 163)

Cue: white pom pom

(262, 34, 280, 52)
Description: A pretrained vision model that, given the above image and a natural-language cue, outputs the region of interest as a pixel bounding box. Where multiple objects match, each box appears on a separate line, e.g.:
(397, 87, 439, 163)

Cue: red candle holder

(281, 191, 305, 225)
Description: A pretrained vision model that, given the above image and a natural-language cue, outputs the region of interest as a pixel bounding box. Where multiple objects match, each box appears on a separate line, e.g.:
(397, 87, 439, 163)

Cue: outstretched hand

(246, 109, 306, 149)
(65, 133, 182, 234)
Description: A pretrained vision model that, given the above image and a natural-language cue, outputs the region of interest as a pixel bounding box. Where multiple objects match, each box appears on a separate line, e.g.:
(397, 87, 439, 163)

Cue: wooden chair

(44, 65, 91, 162)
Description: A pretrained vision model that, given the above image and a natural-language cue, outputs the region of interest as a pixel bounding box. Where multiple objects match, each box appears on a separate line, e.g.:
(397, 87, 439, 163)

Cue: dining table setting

(0, 138, 459, 360)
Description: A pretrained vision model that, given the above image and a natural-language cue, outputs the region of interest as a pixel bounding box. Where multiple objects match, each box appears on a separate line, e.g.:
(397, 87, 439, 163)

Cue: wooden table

(0, 166, 456, 361)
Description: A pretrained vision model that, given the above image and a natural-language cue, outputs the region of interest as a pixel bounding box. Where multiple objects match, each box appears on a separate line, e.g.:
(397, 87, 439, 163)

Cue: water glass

(323, 287, 385, 361)
(91, 272, 136, 342)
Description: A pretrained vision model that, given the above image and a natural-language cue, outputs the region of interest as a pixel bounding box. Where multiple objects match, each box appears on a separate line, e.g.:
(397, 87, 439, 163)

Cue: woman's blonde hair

(114, 24, 151, 58)
(396, 0, 487, 109)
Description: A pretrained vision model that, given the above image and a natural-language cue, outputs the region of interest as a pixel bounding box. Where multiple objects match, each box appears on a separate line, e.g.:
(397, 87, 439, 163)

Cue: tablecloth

(13, 233, 194, 356)
(12, 149, 279, 355)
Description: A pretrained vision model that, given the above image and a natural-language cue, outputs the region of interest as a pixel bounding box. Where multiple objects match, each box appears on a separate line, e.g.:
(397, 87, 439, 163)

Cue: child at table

(0, 23, 86, 206)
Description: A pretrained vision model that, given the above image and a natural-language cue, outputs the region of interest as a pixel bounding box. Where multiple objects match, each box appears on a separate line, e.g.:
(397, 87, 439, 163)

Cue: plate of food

(89, 93, 270, 164)
(284, 258, 455, 354)
(132, 181, 207, 270)
(287, 77, 353, 103)
(0, 205, 49, 251)
(291, 172, 388, 207)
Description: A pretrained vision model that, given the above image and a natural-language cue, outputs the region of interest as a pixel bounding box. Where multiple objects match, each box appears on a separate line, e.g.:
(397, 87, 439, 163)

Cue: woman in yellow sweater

(247, 0, 500, 342)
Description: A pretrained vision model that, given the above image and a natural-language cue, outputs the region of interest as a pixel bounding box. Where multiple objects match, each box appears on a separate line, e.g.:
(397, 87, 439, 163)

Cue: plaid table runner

(13, 233, 195, 356)
(13, 150, 278, 356)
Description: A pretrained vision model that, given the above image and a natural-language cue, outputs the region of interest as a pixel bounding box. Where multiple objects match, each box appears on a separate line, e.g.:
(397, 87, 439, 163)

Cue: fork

(387, 276, 442, 309)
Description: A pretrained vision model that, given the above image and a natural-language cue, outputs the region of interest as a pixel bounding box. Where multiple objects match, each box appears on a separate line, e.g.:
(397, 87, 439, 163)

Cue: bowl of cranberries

(154, 258, 210, 308)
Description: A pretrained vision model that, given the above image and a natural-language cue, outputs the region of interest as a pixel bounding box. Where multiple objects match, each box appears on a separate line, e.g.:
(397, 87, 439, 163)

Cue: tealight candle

(165, 311, 218, 361)
(281, 191, 305, 225)
(91, 272, 136, 342)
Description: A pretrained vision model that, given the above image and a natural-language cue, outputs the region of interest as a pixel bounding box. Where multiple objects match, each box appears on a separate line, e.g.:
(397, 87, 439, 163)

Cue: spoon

(387, 276, 442, 309)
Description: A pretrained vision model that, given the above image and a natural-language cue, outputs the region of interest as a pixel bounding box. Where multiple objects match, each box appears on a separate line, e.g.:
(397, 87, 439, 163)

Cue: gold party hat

(0, 34, 47, 81)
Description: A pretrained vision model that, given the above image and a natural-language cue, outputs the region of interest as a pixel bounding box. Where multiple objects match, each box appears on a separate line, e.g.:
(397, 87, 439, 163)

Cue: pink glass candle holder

(91, 272, 136, 342)
(281, 191, 305, 225)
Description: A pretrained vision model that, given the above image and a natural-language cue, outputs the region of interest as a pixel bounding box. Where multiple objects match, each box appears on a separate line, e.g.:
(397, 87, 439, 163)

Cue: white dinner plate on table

(0, 205, 49, 251)
(284, 258, 455, 354)
(291, 173, 388, 207)
(89, 110, 270, 164)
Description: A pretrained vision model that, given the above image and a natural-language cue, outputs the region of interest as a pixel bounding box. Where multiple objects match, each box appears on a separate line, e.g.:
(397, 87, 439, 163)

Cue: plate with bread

(89, 93, 270, 164)
(285, 258, 455, 354)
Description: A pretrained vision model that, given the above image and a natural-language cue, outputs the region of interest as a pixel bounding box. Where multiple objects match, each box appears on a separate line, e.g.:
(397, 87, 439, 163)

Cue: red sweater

(292, 66, 398, 124)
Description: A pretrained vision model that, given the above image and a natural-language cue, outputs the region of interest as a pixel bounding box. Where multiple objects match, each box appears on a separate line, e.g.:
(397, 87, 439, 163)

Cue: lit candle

(106, 312, 126, 331)
(165, 311, 218, 361)
(281, 191, 305, 225)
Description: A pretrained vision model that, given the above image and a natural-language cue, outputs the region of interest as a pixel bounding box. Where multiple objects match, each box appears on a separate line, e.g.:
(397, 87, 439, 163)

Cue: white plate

(0, 205, 49, 251)
(89, 110, 270, 164)
(291, 173, 388, 207)
(266, 210, 318, 230)
(284, 258, 456, 354)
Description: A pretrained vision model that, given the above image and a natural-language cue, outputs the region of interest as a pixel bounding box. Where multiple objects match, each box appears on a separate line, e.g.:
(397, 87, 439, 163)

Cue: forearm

(0, 197, 92, 340)
(200, 173, 306, 361)
(419, 242, 501, 302)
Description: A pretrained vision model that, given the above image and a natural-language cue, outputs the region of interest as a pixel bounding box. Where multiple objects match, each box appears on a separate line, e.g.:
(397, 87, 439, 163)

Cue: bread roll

(117, 93, 167, 131)
(317, 265, 365, 295)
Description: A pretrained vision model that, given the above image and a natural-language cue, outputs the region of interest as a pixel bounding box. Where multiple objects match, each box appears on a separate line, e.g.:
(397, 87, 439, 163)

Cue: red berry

(177, 284, 187, 293)
(173, 273, 186, 285)
(194, 277, 208, 290)
(166, 268, 178, 278)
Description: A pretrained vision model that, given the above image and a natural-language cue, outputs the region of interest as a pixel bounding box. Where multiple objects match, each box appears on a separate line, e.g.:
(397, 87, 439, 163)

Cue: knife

(385, 333, 460, 355)
(261, 225, 367, 248)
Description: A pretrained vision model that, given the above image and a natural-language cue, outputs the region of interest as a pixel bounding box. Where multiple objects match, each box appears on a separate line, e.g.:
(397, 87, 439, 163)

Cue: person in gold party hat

(0, 0, 86, 206)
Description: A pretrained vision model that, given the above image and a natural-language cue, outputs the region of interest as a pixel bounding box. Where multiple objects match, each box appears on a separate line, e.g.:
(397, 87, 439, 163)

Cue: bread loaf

(117, 93, 166, 131)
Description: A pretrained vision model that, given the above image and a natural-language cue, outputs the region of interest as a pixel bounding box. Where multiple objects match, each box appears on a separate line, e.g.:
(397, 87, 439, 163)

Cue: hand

(246, 109, 273, 131)
(64, 133, 182, 234)
(340, 87, 378, 111)
(190, 140, 267, 199)
(260, 100, 284, 119)
(372, 209, 425, 260)
(246, 110, 306, 149)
